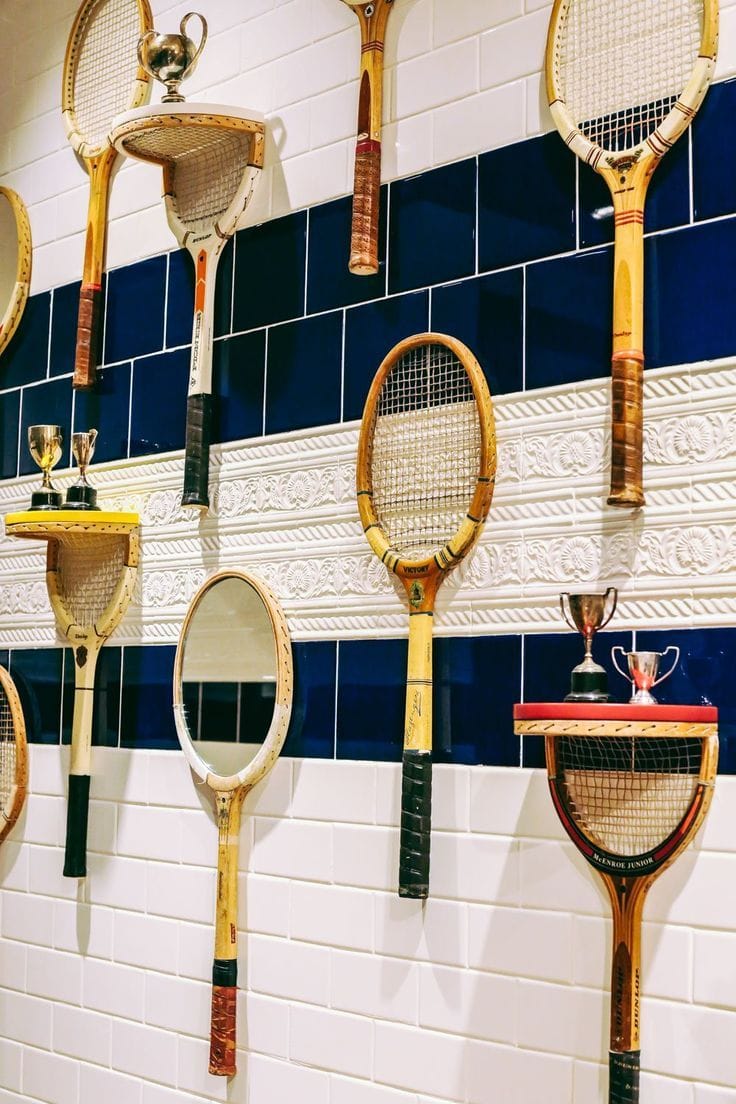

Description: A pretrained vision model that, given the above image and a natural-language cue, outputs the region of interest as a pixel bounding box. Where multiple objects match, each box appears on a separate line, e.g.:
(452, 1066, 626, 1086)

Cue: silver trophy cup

(611, 647, 680, 705)
(137, 12, 208, 103)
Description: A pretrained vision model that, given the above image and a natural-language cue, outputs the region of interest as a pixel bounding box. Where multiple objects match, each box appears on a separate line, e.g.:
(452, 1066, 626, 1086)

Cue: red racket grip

(73, 284, 103, 390)
(399, 749, 432, 899)
(609, 1050, 640, 1103)
(608, 355, 644, 509)
(209, 961, 237, 1076)
(350, 139, 381, 276)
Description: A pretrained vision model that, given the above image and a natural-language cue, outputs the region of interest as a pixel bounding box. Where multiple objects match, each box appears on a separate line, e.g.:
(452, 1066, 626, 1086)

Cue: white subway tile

(245, 1053, 330, 1104)
(27, 746, 65, 796)
(86, 854, 148, 911)
(0, 844, 28, 893)
(82, 958, 145, 1021)
(1, 889, 54, 947)
(331, 1078, 414, 1104)
(375, 893, 468, 967)
(696, 1085, 736, 1103)
(247, 757, 293, 818)
(0, 1040, 21, 1093)
(374, 1020, 466, 1098)
(290, 881, 374, 950)
(381, 112, 435, 182)
(694, 929, 736, 1009)
(248, 932, 330, 1005)
(28, 846, 78, 901)
(141, 1083, 211, 1104)
(0, 939, 26, 992)
(0, 991, 51, 1049)
(241, 2, 315, 72)
(292, 759, 375, 824)
(519, 838, 604, 913)
(469, 902, 573, 982)
(177, 921, 211, 984)
(272, 31, 354, 110)
(331, 947, 419, 1025)
(176, 1035, 230, 1101)
(419, 962, 517, 1044)
(113, 911, 179, 974)
(79, 1065, 143, 1104)
(52, 1003, 111, 1065)
(648, 850, 736, 931)
(646, 997, 736, 1086)
(273, 140, 351, 216)
(53, 901, 114, 960)
(26, 945, 81, 1005)
(466, 1039, 574, 1104)
(241, 873, 290, 939)
(434, 0, 523, 47)
(23, 794, 64, 848)
(430, 832, 519, 905)
(480, 7, 548, 87)
(310, 84, 360, 152)
(147, 752, 198, 809)
(253, 816, 332, 882)
(290, 1003, 373, 1079)
(239, 992, 289, 1059)
(116, 805, 182, 863)
(146, 861, 215, 925)
(112, 1019, 178, 1084)
(431, 767, 470, 832)
(433, 81, 526, 165)
(517, 978, 605, 1061)
(22, 1048, 79, 1104)
(395, 39, 479, 121)
(146, 972, 209, 1038)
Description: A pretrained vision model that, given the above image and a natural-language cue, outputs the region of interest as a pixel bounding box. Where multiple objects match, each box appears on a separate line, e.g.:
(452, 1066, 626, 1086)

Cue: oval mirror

(0, 187, 31, 360)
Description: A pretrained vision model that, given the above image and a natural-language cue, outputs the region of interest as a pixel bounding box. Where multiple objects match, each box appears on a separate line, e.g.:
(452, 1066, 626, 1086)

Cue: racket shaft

(182, 247, 217, 511)
(64, 645, 98, 878)
(74, 150, 116, 390)
(606, 876, 646, 1103)
(210, 791, 242, 1076)
(399, 610, 433, 898)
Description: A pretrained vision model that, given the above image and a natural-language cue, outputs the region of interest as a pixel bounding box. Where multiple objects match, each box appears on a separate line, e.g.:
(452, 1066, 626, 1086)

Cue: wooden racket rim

(356, 332, 496, 575)
(111, 102, 265, 168)
(173, 568, 293, 793)
(0, 186, 32, 360)
(0, 664, 28, 846)
(5, 510, 139, 539)
(62, 0, 154, 158)
(545, 0, 719, 167)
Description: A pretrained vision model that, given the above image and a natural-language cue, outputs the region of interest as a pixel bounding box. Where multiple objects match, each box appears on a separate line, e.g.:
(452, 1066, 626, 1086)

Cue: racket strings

(71, 0, 143, 149)
(558, 0, 703, 152)
(56, 534, 126, 629)
(557, 735, 702, 856)
(370, 344, 481, 560)
(0, 685, 16, 814)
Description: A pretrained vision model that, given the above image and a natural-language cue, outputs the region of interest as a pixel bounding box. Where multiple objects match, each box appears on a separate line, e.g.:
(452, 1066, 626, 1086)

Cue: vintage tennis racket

(0, 666, 28, 849)
(341, 0, 395, 275)
(0, 187, 32, 362)
(112, 105, 265, 512)
(517, 703, 718, 1103)
(546, 0, 718, 508)
(62, 0, 153, 390)
(174, 570, 293, 1076)
(357, 334, 496, 897)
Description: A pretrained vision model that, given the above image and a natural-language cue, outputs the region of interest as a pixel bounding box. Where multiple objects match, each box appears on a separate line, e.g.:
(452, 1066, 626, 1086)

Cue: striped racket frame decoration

(0, 665, 28, 848)
(0, 187, 32, 362)
(62, 0, 153, 391)
(357, 333, 496, 897)
(546, 0, 718, 509)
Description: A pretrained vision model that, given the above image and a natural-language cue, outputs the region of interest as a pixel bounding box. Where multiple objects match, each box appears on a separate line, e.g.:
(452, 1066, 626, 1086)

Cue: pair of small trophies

(561, 587, 679, 705)
(28, 425, 99, 511)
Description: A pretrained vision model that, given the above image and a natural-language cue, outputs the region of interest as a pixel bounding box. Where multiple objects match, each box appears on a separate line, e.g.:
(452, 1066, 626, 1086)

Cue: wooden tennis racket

(341, 0, 395, 275)
(112, 106, 265, 512)
(516, 703, 718, 1103)
(545, 0, 718, 508)
(0, 186, 32, 362)
(0, 666, 28, 849)
(62, 0, 153, 390)
(357, 334, 496, 897)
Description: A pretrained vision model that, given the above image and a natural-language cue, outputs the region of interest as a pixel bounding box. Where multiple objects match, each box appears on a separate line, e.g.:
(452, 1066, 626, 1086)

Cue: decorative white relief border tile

(1, 357, 736, 648)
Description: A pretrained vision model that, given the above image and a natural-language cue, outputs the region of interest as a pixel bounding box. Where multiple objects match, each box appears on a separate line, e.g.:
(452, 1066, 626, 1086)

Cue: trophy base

(29, 489, 63, 510)
(65, 484, 99, 510)
(565, 667, 612, 704)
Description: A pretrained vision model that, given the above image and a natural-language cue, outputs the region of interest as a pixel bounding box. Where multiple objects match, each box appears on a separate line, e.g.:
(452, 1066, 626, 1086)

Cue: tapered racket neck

(603, 874, 649, 1053)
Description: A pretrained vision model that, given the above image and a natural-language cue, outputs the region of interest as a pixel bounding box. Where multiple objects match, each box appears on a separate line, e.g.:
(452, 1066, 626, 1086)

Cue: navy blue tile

(526, 247, 613, 389)
(166, 241, 234, 350)
(306, 194, 387, 314)
(72, 362, 131, 464)
(693, 78, 736, 222)
(479, 133, 575, 269)
(0, 390, 19, 480)
(120, 645, 178, 750)
(336, 638, 406, 762)
(266, 312, 342, 434)
(104, 256, 166, 365)
(343, 291, 429, 422)
(282, 641, 336, 759)
(0, 292, 51, 389)
(431, 271, 523, 397)
(233, 212, 307, 332)
(645, 218, 736, 369)
(389, 160, 476, 295)
(18, 377, 73, 477)
(9, 648, 63, 745)
(212, 331, 265, 444)
(579, 133, 690, 249)
(62, 647, 121, 748)
(50, 281, 82, 378)
(129, 347, 189, 458)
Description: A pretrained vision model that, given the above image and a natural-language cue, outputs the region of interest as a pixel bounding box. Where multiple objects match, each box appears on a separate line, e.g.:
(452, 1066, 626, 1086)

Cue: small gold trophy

(560, 587, 618, 702)
(137, 12, 208, 103)
(65, 429, 100, 510)
(28, 425, 63, 510)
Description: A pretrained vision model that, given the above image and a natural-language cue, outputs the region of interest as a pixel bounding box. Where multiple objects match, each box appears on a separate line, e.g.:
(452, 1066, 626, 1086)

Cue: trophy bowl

(137, 12, 207, 103)
(28, 425, 63, 510)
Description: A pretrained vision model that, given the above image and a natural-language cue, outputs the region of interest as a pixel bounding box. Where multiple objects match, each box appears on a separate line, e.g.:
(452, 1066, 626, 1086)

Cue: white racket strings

(72, 0, 143, 148)
(0, 686, 16, 813)
(56, 534, 126, 629)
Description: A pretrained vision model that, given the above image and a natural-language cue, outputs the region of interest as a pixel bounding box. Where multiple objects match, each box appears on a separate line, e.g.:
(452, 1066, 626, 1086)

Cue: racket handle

(399, 749, 432, 899)
(608, 355, 644, 509)
(181, 392, 212, 513)
(350, 139, 381, 276)
(63, 774, 90, 878)
(209, 959, 237, 1076)
(73, 284, 103, 390)
(609, 1050, 640, 1104)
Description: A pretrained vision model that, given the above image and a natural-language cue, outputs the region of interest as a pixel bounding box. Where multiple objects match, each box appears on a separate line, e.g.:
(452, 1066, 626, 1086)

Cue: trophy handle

(653, 646, 680, 687)
(181, 12, 208, 67)
(559, 593, 577, 633)
(598, 586, 618, 630)
(137, 29, 158, 77)
(611, 646, 629, 682)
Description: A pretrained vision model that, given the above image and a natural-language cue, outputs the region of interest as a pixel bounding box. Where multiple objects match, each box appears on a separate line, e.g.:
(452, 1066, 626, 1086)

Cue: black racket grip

(63, 774, 91, 878)
(182, 392, 212, 512)
(609, 1051, 640, 1104)
(399, 749, 432, 899)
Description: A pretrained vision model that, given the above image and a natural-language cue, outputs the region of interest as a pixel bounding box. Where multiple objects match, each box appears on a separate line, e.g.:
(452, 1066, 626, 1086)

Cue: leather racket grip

(74, 286, 103, 390)
(209, 969, 237, 1076)
(350, 140, 381, 276)
(608, 356, 644, 509)
(609, 1050, 640, 1104)
(399, 749, 432, 899)
(181, 393, 212, 512)
(63, 774, 91, 878)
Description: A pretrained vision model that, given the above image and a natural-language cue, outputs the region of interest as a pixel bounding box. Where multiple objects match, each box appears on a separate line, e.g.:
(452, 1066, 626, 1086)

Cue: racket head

(63, 0, 153, 160)
(0, 666, 27, 847)
(0, 187, 32, 362)
(546, 0, 718, 167)
(356, 333, 496, 587)
(173, 569, 293, 795)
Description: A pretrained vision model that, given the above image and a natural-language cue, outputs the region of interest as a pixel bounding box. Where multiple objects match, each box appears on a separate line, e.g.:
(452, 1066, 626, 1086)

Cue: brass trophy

(611, 647, 681, 705)
(28, 425, 63, 510)
(65, 429, 100, 510)
(559, 587, 618, 702)
(137, 12, 208, 103)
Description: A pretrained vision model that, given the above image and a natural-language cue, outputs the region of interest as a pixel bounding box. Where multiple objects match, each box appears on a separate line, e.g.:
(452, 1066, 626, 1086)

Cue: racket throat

(605, 875, 647, 1054)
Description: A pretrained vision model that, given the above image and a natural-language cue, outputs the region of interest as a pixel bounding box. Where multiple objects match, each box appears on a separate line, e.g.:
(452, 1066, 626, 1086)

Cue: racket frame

(545, 0, 718, 509)
(0, 186, 32, 362)
(62, 0, 153, 391)
(173, 569, 293, 1077)
(357, 333, 496, 896)
(0, 665, 28, 847)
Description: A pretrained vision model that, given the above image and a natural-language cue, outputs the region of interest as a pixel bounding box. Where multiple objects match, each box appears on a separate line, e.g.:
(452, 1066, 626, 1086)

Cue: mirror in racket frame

(0, 186, 31, 360)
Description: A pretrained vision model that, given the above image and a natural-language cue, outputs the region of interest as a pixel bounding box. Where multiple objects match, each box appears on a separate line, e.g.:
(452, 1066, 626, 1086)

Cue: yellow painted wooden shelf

(5, 510, 139, 541)
(513, 701, 718, 741)
(109, 102, 265, 174)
